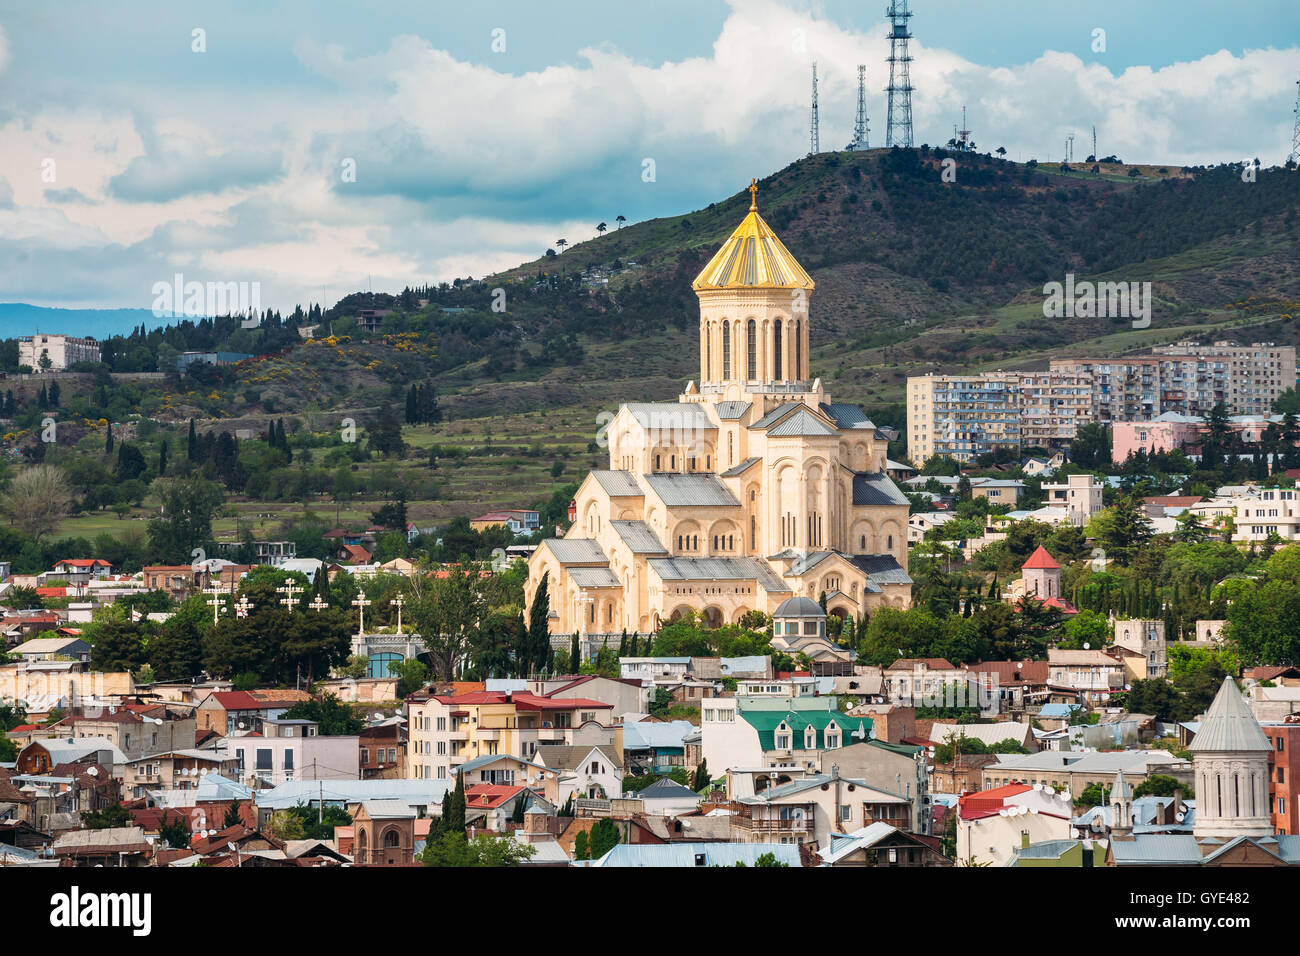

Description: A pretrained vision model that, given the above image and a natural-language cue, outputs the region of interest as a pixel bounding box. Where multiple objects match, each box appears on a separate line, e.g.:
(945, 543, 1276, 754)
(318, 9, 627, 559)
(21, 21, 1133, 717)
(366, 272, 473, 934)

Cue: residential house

(122, 749, 238, 798)
(1039, 473, 1104, 526)
(981, 749, 1193, 793)
(224, 719, 360, 788)
(622, 719, 695, 776)
(1047, 648, 1125, 702)
(359, 723, 405, 779)
(405, 689, 614, 780)
(350, 800, 416, 865)
(52, 827, 152, 867)
(141, 565, 208, 599)
(817, 822, 951, 867)
(458, 753, 564, 804)
(529, 674, 651, 719)
(535, 744, 622, 801)
(701, 696, 873, 777)
(968, 660, 1051, 711)
(956, 783, 1074, 867)
(7, 637, 90, 664)
(733, 769, 912, 849)
(194, 689, 313, 735)
(883, 658, 964, 704)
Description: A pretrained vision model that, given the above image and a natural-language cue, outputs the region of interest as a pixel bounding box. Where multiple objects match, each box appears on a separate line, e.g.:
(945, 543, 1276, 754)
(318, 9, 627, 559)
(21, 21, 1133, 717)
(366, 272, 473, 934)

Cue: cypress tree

(105, 421, 114, 454)
(158, 438, 169, 476)
(187, 419, 198, 460)
(570, 631, 580, 669)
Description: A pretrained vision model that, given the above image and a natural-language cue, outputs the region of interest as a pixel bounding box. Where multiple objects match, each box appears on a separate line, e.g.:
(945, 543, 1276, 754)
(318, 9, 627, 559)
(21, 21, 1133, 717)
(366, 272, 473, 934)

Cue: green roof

(740, 704, 873, 752)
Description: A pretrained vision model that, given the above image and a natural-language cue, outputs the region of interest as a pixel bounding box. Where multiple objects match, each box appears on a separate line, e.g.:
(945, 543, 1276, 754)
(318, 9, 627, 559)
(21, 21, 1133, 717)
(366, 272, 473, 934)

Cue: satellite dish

(87, 767, 99, 777)
(1083, 643, 1091, 650)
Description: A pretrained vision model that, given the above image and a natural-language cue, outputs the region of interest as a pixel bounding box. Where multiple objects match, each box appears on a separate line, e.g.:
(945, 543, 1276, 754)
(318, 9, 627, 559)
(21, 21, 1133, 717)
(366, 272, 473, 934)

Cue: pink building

(1112, 413, 1280, 464)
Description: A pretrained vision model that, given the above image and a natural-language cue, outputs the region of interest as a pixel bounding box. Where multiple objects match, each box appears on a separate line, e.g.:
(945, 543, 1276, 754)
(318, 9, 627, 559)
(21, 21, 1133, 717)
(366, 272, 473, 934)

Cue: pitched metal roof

(623, 403, 714, 431)
(590, 470, 644, 497)
(720, 457, 761, 477)
(541, 538, 609, 565)
(819, 403, 876, 430)
(568, 567, 621, 588)
(692, 200, 814, 292)
(638, 778, 700, 799)
(767, 408, 840, 437)
(647, 556, 790, 593)
(750, 402, 806, 430)
(851, 554, 914, 586)
(586, 842, 802, 867)
(852, 473, 910, 507)
(642, 474, 740, 507)
(1188, 677, 1271, 753)
(715, 402, 752, 420)
(610, 520, 668, 554)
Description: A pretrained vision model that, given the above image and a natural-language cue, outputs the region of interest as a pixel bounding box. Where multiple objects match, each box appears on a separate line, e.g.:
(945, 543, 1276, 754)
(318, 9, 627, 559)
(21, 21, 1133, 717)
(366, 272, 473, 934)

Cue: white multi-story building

(19, 334, 100, 371)
(1039, 473, 1105, 527)
(1235, 487, 1300, 542)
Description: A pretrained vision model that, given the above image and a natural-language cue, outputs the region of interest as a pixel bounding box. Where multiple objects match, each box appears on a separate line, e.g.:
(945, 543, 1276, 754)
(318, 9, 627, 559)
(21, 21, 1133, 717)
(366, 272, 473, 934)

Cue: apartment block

(1052, 341, 1295, 423)
(18, 334, 101, 371)
(906, 373, 1021, 465)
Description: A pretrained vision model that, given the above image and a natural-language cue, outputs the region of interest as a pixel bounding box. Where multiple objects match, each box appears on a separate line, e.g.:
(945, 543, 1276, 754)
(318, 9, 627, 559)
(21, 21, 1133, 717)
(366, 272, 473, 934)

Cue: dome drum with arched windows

(525, 180, 914, 641)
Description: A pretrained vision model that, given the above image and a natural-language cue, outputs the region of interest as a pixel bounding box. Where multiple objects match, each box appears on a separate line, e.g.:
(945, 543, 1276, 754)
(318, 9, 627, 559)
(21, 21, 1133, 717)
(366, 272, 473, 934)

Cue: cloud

(0, 0, 1296, 311)
(0, 26, 9, 74)
(108, 145, 285, 202)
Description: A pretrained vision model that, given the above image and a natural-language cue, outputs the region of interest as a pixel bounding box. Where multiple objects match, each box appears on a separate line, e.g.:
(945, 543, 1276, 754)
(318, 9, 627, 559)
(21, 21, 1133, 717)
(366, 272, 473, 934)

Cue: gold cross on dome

(748, 178, 758, 210)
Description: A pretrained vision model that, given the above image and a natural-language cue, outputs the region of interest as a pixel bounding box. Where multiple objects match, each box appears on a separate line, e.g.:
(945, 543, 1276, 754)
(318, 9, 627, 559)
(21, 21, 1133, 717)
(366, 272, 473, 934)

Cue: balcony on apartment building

(734, 806, 814, 833)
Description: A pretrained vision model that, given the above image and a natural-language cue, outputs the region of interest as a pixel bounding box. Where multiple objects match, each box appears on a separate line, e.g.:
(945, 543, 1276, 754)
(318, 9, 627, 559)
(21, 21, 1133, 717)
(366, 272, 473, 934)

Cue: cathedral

(526, 182, 913, 637)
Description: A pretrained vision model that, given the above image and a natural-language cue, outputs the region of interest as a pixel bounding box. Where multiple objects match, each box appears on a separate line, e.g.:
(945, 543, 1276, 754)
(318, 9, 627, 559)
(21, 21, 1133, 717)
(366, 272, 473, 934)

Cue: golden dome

(692, 180, 815, 292)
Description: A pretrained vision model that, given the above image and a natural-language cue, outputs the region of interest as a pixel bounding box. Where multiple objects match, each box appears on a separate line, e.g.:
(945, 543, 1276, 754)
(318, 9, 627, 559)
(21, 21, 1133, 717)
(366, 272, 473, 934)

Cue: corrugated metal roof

(715, 402, 752, 420)
(820, 403, 876, 430)
(591, 470, 644, 497)
(642, 474, 740, 507)
(750, 402, 805, 430)
(767, 409, 840, 437)
(1189, 676, 1271, 753)
(622, 720, 696, 751)
(623, 403, 714, 431)
(1109, 834, 1206, 864)
(588, 842, 803, 867)
(852, 473, 910, 507)
(541, 538, 609, 565)
(610, 520, 668, 554)
(851, 554, 913, 586)
(647, 556, 790, 593)
(720, 456, 761, 477)
(568, 566, 621, 588)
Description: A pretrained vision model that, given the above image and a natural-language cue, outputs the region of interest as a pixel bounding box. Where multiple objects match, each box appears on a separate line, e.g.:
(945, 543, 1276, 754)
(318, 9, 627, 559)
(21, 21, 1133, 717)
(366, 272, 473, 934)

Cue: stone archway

(702, 606, 724, 628)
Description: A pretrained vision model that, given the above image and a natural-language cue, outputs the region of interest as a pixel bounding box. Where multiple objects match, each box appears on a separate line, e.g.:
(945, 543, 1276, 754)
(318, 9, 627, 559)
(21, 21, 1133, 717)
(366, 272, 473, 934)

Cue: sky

(1, 0, 1298, 314)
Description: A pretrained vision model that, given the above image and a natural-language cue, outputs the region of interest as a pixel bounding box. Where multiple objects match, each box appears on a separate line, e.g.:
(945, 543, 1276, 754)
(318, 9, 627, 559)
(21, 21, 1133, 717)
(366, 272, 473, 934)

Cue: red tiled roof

(55, 559, 111, 569)
(970, 661, 1051, 684)
(958, 783, 1033, 818)
(464, 784, 525, 809)
(1021, 546, 1060, 570)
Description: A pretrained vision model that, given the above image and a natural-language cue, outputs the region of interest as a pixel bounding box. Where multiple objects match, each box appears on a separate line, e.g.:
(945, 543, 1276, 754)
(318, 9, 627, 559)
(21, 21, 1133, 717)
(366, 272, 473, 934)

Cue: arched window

(774, 320, 782, 380)
(722, 323, 731, 378)
(728, 433, 734, 466)
(706, 324, 711, 378)
(747, 319, 757, 379)
(795, 319, 802, 378)
(860, 534, 866, 549)
(887, 534, 893, 550)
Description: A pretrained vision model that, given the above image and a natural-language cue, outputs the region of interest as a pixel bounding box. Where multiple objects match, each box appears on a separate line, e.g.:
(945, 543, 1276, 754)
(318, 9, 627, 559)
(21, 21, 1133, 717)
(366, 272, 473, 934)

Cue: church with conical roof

(526, 182, 913, 638)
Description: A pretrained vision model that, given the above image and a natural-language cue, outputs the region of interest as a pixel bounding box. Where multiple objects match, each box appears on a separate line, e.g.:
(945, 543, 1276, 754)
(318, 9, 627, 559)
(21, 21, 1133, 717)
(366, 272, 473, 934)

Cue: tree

(616, 215, 626, 229)
(388, 658, 428, 697)
(412, 565, 485, 680)
(692, 758, 711, 792)
(596, 221, 607, 236)
(1133, 774, 1193, 799)
(267, 809, 306, 841)
(420, 831, 536, 866)
(224, 801, 244, 828)
(1070, 422, 1111, 470)
(3, 464, 74, 541)
(159, 816, 189, 848)
(147, 475, 225, 562)
(281, 694, 363, 735)
(88, 617, 147, 672)
(82, 802, 130, 829)
(587, 817, 620, 859)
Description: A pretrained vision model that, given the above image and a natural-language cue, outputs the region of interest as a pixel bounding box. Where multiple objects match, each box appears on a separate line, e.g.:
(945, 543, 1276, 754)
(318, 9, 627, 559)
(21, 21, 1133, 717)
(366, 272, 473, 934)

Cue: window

(841, 805, 851, 821)
(723, 323, 731, 378)
(774, 320, 782, 379)
(388, 748, 396, 762)
(747, 319, 757, 379)
(361, 748, 369, 764)
(795, 320, 801, 377)
(256, 749, 272, 771)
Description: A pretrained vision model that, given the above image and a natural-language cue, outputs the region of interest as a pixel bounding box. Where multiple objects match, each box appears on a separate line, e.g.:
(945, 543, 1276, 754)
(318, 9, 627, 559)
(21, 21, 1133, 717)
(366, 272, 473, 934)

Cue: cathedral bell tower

(691, 181, 816, 403)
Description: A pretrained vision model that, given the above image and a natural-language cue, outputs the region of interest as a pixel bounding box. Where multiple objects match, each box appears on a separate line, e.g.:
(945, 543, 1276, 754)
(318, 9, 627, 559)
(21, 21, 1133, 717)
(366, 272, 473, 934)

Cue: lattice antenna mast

(847, 64, 870, 150)
(1290, 76, 1300, 165)
(809, 61, 821, 156)
(885, 0, 915, 148)
(1092, 125, 1097, 161)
